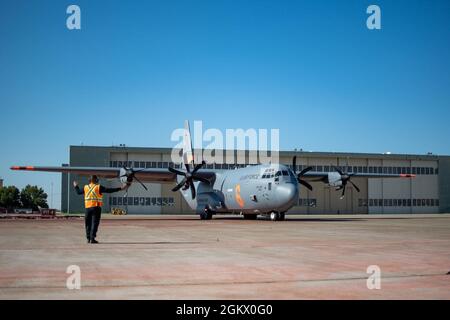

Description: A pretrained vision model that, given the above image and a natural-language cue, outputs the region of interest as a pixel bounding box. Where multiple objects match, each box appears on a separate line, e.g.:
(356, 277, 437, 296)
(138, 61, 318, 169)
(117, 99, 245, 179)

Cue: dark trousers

(85, 206, 102, 240)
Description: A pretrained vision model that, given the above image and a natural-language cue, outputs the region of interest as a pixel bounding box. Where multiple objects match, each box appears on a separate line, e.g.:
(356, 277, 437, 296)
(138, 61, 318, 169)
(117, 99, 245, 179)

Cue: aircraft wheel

(200, 208, 213, 220)
(269, 211, 280, 221)
(279, 212, 286, 221)
(243, 214, 257, 220)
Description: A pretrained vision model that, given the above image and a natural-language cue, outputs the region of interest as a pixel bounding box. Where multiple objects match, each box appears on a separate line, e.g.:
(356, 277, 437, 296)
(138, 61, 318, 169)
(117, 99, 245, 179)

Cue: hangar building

(61, 146, 450, 214)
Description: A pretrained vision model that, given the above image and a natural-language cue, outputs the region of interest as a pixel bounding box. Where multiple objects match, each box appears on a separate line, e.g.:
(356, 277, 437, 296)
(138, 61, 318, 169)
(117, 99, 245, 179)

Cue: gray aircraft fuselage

(180, 164, 298, 215)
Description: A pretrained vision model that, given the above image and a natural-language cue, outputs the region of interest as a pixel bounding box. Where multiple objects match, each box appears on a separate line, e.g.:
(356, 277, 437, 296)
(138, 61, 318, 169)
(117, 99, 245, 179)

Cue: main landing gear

(269, 211, 285, 221)
(200, 207, 213, 220)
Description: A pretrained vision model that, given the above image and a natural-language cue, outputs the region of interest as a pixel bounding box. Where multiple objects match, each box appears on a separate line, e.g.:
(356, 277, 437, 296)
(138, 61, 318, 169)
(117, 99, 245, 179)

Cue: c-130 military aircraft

(11, 121, 415, 221)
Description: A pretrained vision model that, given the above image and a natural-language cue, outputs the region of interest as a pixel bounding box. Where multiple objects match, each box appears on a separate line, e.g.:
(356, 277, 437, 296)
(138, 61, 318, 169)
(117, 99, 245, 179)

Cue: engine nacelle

(119, 167, 133, 184)
(327, 172, 343, 188)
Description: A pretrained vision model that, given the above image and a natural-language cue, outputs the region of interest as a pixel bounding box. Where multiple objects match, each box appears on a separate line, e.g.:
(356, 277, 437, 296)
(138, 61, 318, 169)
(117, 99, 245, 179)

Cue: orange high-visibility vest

(84, 183, 103, 208)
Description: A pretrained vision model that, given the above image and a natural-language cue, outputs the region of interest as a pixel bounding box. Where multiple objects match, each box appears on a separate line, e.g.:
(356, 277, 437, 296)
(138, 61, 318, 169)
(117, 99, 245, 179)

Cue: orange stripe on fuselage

(235, 184, 245, 208)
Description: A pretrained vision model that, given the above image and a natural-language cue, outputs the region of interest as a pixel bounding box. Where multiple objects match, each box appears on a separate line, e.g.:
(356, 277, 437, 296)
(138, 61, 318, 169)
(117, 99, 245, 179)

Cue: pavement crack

(0, 272, 446, 290)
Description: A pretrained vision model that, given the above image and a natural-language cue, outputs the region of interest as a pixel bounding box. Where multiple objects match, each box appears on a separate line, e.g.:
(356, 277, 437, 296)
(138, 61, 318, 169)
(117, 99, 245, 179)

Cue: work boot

(90, 239, 99, 244)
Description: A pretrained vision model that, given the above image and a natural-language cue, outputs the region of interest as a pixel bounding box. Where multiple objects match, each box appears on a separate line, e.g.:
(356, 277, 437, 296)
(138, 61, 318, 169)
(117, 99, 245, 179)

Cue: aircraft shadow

(106, 216, 367, 222)
(211, 216, 366, 222)
(282, 218, 366, 222)
(100, 241, 203, 245)
(106, 218, 200, 222)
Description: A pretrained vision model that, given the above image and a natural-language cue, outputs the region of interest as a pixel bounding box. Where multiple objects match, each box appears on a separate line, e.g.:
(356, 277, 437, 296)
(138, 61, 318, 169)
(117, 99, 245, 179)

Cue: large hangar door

(323, 187, 331, 213)
(328, 187, 354, 214)
(346, 188, 354, 214)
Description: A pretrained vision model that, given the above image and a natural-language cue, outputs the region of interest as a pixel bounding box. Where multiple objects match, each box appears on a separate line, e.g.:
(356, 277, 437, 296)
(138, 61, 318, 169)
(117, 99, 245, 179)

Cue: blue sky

(0, 0, 449, 208)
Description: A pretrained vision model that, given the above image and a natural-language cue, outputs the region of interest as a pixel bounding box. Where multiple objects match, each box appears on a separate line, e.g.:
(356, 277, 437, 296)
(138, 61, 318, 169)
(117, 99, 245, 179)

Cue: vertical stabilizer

(182, 120, 194, 167)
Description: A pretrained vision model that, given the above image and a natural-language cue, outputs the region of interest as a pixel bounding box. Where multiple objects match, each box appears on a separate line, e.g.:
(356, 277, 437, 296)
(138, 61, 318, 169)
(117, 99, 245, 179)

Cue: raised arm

(100, 184, 129, 194)
(73, 181, 84, 195)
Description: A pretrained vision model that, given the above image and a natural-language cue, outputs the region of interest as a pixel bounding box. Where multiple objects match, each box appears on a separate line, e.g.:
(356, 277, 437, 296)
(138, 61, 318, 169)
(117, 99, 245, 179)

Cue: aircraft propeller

(119, 167, 148, 191)
(332, 165, 360, 199)
(168, 161, 209, 199)
(292, 156, 313, 191)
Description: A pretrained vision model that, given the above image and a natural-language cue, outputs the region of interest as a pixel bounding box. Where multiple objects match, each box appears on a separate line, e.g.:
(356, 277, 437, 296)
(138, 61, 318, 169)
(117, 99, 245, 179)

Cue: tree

(20, 185, 48, 210)
(0, 186, 21, 209)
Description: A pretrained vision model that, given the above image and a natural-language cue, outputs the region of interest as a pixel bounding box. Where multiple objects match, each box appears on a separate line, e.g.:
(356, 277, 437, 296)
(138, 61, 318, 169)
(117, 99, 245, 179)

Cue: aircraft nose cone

(277, 183, 298, 207)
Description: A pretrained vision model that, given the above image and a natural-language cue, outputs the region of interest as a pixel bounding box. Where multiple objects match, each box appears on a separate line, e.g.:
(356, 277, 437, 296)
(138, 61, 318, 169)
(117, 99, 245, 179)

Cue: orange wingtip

(10, 166, 35, 171)
(400, 174, 416, 178)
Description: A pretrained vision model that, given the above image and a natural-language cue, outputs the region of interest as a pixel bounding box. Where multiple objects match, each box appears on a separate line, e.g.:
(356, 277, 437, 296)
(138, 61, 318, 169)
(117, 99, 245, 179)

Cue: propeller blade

(192, 176, 210, 184)
(332, 165, 344, 176)
(120, 167, 145, 177)
(171, 183, 184, 192)
(298, 166, 313, 177)
(189, 180, 196, 199)
(192, 161, 205, 174)
(299, 179, 313, 191)
(133, 175, 148, 191)
(169, 160, 208, 199)
(340, 186, 346, 199)
(349, 179, 360, 192)
(292, 156, 297, 173)
(171, 178, 187, 192)
(168, 167, 185, 176)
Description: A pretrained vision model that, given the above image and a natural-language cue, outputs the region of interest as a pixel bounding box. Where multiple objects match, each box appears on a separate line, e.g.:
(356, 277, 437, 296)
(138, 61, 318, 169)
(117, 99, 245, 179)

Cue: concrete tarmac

(0, 214, 449, 299)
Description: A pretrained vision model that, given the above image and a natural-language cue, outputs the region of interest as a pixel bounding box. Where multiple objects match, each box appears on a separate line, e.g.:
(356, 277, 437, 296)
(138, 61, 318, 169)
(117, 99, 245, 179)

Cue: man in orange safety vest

(74, 175, 129, 244)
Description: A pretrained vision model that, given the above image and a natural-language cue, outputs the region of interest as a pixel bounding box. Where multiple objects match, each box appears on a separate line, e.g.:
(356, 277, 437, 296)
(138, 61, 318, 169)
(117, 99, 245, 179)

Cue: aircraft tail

(177, 120, 198, 209)
(182, 120, 194, 167)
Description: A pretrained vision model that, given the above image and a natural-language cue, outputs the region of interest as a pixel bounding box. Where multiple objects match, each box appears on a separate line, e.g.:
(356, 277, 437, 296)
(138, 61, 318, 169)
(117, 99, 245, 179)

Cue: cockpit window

(275, 171, 281, 176)
(282, 170, 288, 176)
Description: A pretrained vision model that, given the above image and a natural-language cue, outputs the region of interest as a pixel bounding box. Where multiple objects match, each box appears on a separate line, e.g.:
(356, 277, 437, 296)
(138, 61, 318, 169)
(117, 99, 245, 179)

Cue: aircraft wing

(301, 171, 415, 180)
(10, 166, 216, 183)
